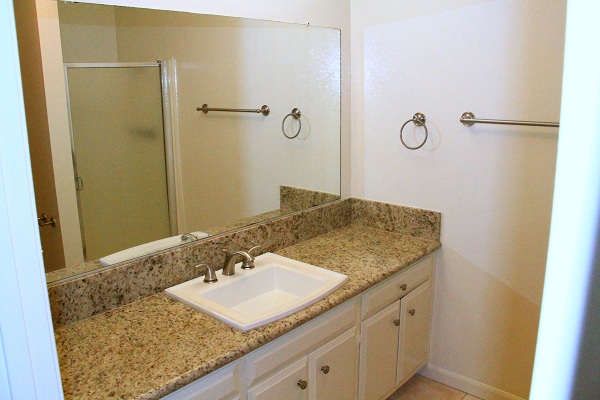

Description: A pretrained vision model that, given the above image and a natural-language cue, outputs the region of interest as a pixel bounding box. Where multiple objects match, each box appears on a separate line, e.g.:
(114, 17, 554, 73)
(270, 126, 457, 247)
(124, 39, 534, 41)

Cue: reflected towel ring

(282, 108, 302, 139)
(400, 112, 428, 150)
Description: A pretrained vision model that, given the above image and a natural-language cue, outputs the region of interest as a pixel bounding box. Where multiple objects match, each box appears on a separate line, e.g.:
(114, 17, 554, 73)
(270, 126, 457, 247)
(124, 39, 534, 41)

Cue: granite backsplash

(48, 198, 440, 326)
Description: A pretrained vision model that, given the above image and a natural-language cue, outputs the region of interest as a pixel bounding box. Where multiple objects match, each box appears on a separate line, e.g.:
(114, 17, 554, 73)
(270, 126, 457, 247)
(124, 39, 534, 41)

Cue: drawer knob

(321, 365, 330, 374)
(400, 284, 408, 291)
(297, 380, 308, 390)
(408, 309, 416, 316)
(393, 319, 400, 326)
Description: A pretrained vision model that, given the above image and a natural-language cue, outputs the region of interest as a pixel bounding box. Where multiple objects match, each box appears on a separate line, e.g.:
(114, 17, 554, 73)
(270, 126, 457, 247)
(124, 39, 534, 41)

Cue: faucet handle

(247, 245, 261, 257)
(195, 263, 218, 283)
(241, 245, 260, 270)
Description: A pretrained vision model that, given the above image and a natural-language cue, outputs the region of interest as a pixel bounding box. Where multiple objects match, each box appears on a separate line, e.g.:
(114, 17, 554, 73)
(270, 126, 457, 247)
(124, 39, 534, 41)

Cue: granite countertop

(54, 224, 440, 399)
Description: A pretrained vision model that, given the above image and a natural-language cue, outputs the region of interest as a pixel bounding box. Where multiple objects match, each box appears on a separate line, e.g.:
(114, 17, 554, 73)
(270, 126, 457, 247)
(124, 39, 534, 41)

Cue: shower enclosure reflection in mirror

(64, 61, 177, 263)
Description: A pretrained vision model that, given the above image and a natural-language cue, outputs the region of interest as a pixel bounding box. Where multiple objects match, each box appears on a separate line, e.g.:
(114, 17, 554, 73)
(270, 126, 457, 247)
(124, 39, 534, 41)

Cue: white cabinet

(309, 328, 358, 400)
(358, 301, 400, 400)
(358, 256, 434, 400)
(361, 257, 432, 321)
(247, 327, 358, 400)
(248, 357, 308, 400)
(246, 299, 358, 388)
(397, 280, 432, 383)
(162, 359, 245, 400)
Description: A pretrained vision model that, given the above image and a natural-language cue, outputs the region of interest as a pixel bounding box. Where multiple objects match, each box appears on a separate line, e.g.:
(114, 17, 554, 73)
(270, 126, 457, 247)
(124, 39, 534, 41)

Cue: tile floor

(387, 374, 482, 400)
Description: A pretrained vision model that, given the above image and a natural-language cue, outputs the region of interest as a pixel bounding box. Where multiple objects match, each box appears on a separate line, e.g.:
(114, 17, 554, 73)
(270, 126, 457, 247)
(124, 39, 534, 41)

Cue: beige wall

(113, 9, 340, 230)
(64, 0, 353, 199)
(57, 2, 118, 63)
(352, 0, 566, 398)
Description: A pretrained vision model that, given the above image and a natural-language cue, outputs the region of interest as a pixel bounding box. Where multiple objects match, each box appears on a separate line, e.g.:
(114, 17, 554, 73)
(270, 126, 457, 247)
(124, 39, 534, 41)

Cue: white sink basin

(165, 253, 348, 331)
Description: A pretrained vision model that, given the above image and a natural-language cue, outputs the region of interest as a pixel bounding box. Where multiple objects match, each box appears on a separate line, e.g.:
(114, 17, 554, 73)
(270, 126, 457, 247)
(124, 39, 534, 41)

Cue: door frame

(0, 0, 63, 396)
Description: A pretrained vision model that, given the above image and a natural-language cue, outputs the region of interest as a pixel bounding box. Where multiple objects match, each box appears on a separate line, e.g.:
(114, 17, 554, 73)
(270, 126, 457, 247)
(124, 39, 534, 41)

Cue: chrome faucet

(221, 245, 260, 276)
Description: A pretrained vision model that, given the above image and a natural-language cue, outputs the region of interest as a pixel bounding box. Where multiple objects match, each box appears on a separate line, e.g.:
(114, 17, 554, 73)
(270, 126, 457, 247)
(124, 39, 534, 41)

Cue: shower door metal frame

(63, 61, 179, 260)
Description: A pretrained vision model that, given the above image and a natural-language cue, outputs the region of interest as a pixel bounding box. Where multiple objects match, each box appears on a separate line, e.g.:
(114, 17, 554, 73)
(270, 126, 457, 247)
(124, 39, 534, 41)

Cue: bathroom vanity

(51, 199, 441, 399)
(163, 253, 434, 400)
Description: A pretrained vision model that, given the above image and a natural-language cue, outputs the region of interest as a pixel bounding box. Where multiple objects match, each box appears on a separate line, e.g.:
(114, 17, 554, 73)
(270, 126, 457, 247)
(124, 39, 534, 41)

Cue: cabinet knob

(400, 284, 408, 291)
(393, 319, 400, 326)
(297, 379, 308, 390)
(408, 309, 416, 316)
(321, 365, 330, 374)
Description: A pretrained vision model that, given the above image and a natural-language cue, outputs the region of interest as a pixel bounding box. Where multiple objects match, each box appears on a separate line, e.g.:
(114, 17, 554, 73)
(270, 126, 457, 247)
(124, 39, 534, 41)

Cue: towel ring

(400, 112, 428, 150)
(282, 108, 302, 139)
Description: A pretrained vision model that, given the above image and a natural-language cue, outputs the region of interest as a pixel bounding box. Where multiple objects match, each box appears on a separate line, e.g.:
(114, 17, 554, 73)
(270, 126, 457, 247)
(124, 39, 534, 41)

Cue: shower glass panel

(66, 64, 171, 261)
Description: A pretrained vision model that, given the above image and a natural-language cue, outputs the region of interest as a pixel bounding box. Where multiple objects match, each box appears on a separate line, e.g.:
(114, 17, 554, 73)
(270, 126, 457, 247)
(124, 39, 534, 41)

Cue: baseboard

(419, 364, 527, 400)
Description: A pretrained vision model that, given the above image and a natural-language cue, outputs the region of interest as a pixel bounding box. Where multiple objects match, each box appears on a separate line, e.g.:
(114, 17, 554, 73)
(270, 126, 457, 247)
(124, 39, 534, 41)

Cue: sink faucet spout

(221, 246, 260, 276)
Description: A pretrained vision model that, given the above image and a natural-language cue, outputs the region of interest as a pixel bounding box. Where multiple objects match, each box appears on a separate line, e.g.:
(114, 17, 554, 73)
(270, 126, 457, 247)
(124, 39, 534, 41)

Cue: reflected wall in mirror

(18, 2, 340, 283)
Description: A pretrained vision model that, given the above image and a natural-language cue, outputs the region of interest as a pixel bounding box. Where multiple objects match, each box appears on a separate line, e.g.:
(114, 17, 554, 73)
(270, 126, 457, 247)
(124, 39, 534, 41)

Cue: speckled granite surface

(48, 199, 441, 327)
(46, 259, 103, 284)
(351, 198, 441, 242)
(54, 224, 440, 399)
(48, 199, 353, 326)
(280, 185, 340, 212)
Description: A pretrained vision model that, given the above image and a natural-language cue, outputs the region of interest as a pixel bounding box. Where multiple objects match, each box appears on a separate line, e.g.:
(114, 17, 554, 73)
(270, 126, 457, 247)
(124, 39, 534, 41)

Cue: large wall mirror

(21, 2, 340, 283)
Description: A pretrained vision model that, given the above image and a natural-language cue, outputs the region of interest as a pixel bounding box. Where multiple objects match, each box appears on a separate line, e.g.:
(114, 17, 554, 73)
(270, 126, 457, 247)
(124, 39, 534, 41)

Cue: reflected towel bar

(197, 103, 270, 116)
(460, 112, 559, 128)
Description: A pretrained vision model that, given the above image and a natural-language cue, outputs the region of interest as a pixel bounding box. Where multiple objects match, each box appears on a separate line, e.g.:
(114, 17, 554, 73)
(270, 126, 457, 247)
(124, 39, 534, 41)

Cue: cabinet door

(246, 298, 358, 387)
(309, 328, 358, 400)
(397, 280, 432, 383)
(358, 301, 400, 400)
(248, 357, 308, 400)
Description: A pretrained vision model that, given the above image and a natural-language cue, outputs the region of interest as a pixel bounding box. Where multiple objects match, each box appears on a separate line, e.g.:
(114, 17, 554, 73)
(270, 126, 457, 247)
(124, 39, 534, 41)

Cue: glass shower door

(66, 64, 171, 261)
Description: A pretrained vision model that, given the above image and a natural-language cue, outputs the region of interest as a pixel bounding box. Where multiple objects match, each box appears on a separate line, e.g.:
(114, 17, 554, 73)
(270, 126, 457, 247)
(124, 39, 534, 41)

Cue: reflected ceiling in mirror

(40, 3, 340, 284)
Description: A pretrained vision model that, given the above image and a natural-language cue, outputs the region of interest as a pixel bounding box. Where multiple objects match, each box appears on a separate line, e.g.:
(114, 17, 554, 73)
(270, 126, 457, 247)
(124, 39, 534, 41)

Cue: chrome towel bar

(460, 112, 559, 128)
(197, 103, 270, 116)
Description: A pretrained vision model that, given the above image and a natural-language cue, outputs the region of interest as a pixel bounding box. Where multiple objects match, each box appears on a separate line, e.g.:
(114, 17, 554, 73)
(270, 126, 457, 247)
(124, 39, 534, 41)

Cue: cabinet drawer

(246, 298, 359, 387)
(162, 359, 243, 400)
(248, 357, 308, 400)
(361, 255, 433, 321)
